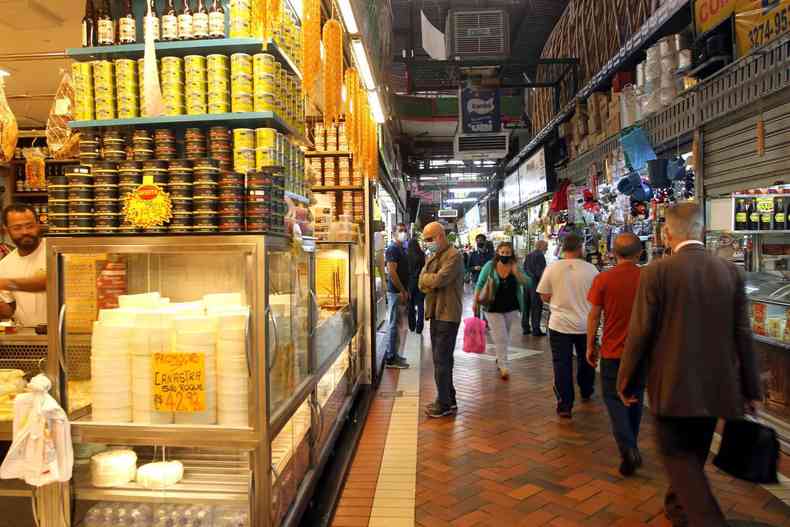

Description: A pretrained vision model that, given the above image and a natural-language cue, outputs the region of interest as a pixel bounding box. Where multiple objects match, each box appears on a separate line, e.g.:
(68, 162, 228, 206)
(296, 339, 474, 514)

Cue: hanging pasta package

(0, 76, 19, 163)
(46, 70, 80, 160)
(322, 19, 343, 127)
(344, 68, 358, 153)
(302, 0, 321, 103)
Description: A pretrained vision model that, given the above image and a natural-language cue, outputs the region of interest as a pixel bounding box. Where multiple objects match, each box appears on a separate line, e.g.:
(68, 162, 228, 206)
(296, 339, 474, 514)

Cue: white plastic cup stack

(90, 319, 133, 423)
(131, 313, 175, 424)
(216, 309, 250, 427)
(173, 316, 218, 425)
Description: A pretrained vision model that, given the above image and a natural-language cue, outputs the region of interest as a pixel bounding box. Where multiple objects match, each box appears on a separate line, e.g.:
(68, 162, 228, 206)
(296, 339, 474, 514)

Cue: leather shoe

(619, 448, 639, 477)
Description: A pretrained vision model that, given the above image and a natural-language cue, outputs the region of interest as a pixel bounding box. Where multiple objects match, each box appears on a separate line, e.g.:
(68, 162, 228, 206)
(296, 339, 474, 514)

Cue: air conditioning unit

(445, 9, 510, 61)
(454, 132, 509, 160)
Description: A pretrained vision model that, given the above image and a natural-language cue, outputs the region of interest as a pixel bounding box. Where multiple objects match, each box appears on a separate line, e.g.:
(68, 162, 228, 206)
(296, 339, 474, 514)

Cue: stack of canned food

(208, 54, 230, 113)
(233, 128, 255, 174)
(154, 129, 177, 159)
(185, 55, 208, 115)
(229, 0, 253, 38)
(72, 63, 94, 121)
(192, 160, 220, 233)
(184, 128, 207, 159)
(79, 130, 101, 165)
(132, 130, 154, 160)
(219, 170, 244, 232)
(93, 61, 116, 120)
(161, 57, 185, 116)
(68, 167, 94, 234)
(245, 168, 285, 233)
(115, 59, 139, 118)
(208, 126, 233, 171)
(167, 159, 194, 233)
(94, 162, 121, 233)
(230, 53, 253, 113)
(47, 168, 69, 234)
(100, 130, 126, 161)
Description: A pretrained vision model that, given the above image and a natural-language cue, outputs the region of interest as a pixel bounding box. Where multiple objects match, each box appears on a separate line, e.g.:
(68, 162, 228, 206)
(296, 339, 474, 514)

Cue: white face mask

(396, 232, 408, 242)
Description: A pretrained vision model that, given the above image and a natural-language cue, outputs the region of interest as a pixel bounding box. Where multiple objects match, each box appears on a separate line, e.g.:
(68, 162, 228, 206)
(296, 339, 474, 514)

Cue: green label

(736, 212, 747, 222)
(756, 197, 774, 213)
(751, 213, 761, 222)
(776, 213, 785, 223)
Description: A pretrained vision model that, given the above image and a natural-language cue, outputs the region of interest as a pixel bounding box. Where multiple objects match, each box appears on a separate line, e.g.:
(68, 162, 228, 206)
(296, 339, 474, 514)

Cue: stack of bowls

(131, 313, 174, 425)
(215, 309, 250, 427)
(173, 317, 218, 425)
(90, 321, 133, 422)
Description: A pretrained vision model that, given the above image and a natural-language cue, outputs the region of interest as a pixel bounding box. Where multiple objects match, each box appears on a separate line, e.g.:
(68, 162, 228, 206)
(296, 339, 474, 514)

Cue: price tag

(152, 352, 206, 412)
(757, 197, 774, 213)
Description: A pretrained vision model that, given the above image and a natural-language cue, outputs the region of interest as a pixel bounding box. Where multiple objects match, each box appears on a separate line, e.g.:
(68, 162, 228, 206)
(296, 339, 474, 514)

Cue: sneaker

(385, 357, 409, 369)
(557, 407, 572, 419)
(425, 402, 454, 418)
(634, 449, 643, 468)
(498, 367, 510, 380)
(450, 401, 458, 411)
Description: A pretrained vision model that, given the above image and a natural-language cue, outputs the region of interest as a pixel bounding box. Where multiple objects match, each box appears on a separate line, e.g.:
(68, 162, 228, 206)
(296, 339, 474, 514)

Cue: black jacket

(523, 250, 547, 284)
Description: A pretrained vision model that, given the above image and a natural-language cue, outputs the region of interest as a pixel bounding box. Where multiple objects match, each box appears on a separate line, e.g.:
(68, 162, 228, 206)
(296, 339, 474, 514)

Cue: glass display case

(315, 243, 358, 370)
(45, 235, 319, 527)
(745, 272, 790, 448)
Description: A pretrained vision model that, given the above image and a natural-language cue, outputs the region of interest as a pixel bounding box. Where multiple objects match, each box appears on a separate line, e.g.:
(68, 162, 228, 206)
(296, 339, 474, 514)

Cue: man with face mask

(384, 223, 411, 369)
(0, 205, 48, 327)
(467, 234, 493, 286)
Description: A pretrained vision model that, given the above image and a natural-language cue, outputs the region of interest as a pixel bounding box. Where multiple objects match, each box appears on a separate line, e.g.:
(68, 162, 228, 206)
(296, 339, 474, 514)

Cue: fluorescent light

(420, 176, 439, 181)
(446, 198, 476, 204)
(352, 39, 376, 90)
(450, 187, 487, 193)
(0, 69, 10, 77)
(337, 0, 359, 34)
(368, 90, 385, 124)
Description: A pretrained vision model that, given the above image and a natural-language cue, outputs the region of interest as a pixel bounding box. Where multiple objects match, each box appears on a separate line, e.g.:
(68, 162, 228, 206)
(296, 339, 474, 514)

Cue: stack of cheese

(90, 448, 137, 487)
(0, 369, 26, 422)
(174, 315, 218, 425)
(131, 311, 174, 425)
(211, 299, 250, 427)
(91, 315, 133, 422)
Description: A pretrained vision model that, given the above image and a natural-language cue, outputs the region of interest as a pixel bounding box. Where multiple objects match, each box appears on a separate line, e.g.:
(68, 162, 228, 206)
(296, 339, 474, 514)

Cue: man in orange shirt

(586, 232, 645, 476)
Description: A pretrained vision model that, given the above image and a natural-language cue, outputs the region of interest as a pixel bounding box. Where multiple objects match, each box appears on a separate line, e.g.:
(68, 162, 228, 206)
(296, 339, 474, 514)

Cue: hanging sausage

(302, 0, 321, 103)
(322, 19, 343, 127)
(0, 76, 18, 163)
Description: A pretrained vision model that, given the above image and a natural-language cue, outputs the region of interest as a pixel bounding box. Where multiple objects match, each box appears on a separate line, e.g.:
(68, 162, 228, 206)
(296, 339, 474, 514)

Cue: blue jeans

(408, 281, 425, 333)
(386, 292, 408, 361)
(601, 358, 645, 452)
(548, 330, 595, 412)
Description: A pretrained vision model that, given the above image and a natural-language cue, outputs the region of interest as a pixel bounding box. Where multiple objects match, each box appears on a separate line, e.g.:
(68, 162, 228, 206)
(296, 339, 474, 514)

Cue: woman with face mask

(473, 242, 532, 379)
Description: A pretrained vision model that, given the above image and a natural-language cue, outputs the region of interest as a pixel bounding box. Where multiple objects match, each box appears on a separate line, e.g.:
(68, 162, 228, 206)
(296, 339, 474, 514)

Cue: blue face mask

(425, 242, 439, 254)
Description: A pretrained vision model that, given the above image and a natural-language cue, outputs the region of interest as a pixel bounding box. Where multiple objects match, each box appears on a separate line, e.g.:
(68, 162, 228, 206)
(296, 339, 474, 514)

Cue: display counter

(745, 272, 790, 449)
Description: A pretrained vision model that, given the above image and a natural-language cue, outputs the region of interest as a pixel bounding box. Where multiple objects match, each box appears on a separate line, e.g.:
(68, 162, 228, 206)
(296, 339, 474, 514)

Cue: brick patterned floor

(333, 293, 790, 527)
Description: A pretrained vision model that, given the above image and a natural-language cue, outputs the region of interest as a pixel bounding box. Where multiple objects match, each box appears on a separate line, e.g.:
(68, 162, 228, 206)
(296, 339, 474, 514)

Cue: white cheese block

(136, 460, 184, 489)
(90, 449, 137, 487)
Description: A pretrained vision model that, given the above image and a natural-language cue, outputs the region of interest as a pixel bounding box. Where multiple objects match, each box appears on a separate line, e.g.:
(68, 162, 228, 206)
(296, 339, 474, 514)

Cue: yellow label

(735, 212, 748, 221)
(775, 213, 785, 222)
(695, 0, 738, 34)
(152, 352, 206, 412)
(735, 0, 790, 56)
(122, 181, 173, 228)
(756, 197, 774, 212)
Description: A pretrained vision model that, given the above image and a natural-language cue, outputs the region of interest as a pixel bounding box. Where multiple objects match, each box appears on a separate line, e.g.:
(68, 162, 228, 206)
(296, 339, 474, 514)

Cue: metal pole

(0, 51, 68, 62)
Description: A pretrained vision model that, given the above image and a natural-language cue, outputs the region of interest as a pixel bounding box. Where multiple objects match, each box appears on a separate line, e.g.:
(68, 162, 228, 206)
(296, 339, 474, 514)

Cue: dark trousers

(522, 287, 543, 333)
(601, 358, 645, 452)
(408, 281, 425, 333)
(430, 320, 459, 408)
(656, 416, 726, 527)
(548, 330, 595, 412)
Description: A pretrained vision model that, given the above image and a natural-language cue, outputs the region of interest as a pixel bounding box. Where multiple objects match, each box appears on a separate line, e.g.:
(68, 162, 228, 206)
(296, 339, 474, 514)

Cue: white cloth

(421, 10, 447, 60)
(486, 310, 519, 369)
(0, 374, 73, 486)
(0, 240, 47, 326)
(537, 258, 598, 334)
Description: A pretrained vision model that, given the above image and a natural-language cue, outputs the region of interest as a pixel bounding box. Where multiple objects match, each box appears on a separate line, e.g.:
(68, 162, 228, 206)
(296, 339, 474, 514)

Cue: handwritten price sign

(152, 352, 206, 412)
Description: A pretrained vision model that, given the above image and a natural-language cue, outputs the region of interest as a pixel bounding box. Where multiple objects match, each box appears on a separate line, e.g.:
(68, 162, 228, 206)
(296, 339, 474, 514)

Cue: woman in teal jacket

(473, 242, 532, 380)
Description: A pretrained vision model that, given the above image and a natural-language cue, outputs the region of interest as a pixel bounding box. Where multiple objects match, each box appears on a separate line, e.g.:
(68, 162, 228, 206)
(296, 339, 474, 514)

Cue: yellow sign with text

(695, 0, 737, 34)
(152, 352, 206, 413)
(735, 0, 790, 56)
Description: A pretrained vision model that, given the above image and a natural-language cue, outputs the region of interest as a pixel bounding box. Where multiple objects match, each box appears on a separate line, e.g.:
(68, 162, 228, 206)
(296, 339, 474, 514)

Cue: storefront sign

(152, 352, 206, 412)
(518, 148, 549, 203)
(460, 87, 502, 134)
(123, 176, 173, 229)
(735, 0, 790, 56)
(694, 0, 737, 34)
(502, 172, 520, 211)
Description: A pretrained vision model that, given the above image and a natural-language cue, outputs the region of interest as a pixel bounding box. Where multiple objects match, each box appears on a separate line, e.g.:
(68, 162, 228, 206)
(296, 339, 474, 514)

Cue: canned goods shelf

(265, 39, 302, 80)
(13, 192, 49, 197)
(312, 185, 364, 191)
(67, 38, 266, 62)
(284, 191, 310, 204)
(305, 151, 352, 158)
(68, 111, 310, 146)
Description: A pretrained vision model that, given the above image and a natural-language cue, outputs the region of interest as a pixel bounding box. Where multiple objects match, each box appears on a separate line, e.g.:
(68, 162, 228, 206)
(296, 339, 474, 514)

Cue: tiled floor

(334, 293, 790, 527)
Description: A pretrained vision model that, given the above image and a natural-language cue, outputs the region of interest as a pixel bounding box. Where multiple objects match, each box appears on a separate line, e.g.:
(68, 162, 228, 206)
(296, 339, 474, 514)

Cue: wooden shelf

(9, 159, 78, 165)
(13, 192, 48, 198)
(306, 151, 352, 158)
(312, 185, 364, 191)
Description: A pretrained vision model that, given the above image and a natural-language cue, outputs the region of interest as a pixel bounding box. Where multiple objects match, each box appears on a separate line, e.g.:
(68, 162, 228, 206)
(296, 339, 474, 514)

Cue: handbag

(477, 276, 496, 306)
(712, 417, 779, 484)
(462, 317, 486, 354)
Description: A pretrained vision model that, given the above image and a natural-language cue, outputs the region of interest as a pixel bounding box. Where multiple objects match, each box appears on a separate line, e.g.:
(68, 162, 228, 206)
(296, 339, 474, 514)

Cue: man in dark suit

(523, 240, 548, 336)
(618, 202, 762, 527)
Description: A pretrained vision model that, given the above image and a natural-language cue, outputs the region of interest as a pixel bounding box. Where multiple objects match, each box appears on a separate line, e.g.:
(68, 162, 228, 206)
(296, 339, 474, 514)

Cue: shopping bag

(477, 277, 495, 306)
(712, 417, 779, 484)
(463, 317, 486, 354)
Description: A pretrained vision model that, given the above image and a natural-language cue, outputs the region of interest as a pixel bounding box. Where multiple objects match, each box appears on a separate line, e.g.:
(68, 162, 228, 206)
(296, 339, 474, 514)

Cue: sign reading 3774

(736, 0, 790, 56)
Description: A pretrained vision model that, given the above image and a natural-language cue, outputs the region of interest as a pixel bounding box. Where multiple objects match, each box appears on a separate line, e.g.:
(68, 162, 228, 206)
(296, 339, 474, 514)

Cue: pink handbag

(463, 317, 486, 354)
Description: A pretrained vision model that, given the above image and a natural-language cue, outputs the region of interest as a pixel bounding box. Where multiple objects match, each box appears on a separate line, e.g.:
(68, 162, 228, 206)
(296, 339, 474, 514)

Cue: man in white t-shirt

(537, 233, 598, 419)
(0, 205, 47, 327)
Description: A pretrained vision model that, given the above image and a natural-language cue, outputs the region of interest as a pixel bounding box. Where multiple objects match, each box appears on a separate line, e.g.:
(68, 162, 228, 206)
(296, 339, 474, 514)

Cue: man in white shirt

(0, 205, 47, 327)
(537, 233, 598, 419)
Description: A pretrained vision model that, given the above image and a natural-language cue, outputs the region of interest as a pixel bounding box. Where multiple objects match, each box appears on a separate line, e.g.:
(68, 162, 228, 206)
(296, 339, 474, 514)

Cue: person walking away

(586, 233, 645, 477)
(407, 235, 426, 334)
(474, 242, 531, 380)
(419, 222, 464, 418)
(467, 234, 493, 286)
(523, 240, 548, 336)
(619, 203, 761, 527)
(537, 233, 598, 419)
(384, 223, 411, 369)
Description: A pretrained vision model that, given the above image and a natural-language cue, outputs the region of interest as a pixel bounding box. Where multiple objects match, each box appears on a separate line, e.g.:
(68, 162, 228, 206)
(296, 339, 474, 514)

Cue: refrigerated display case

(744, 272, 790, 450)
(44, 234, 326, 527)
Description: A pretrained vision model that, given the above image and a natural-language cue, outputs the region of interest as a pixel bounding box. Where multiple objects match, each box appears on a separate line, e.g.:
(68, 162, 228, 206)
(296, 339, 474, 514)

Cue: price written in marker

(152, 352, 206, 413)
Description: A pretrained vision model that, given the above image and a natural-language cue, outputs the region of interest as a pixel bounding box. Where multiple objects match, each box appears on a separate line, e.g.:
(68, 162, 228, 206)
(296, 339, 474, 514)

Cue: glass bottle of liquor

(81, 0, 95, 47)
(208, 0, 225, 38)
(178, 0, 194, 40)
(118, 0, 136, 44)
(96, 0, 115, 45)
(161, 0, 179, 41)
(734, 198, 748, 231)
(761, 198, 773, 231)
(143, 0, 161, 42)
(193, 0, 209, 39)
(775, 197, 787, 231)
(747, 198, 761, 231)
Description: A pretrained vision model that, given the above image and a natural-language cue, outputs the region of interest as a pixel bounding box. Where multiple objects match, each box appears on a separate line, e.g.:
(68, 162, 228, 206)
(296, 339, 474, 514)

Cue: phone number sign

(152, 352, 206, 413)
(736, 0, 790, 56)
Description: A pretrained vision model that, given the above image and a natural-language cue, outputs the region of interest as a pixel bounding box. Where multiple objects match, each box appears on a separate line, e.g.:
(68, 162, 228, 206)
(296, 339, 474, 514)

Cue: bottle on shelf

(143, 0, 161, 41)
(775, 197, 787, 231)
(162, 0, 179, 41)
(208, 0, 225, 38)
(178, 0, 194, 40)
(81, 0, 96, 47)
(734, 197, 748, 231)
(761, 198, 773, 231)
(193, 0, 209, 39)
(96, 0, 115, 45)
(747, 197, 761, 231)
(118, 0, 136, 44)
